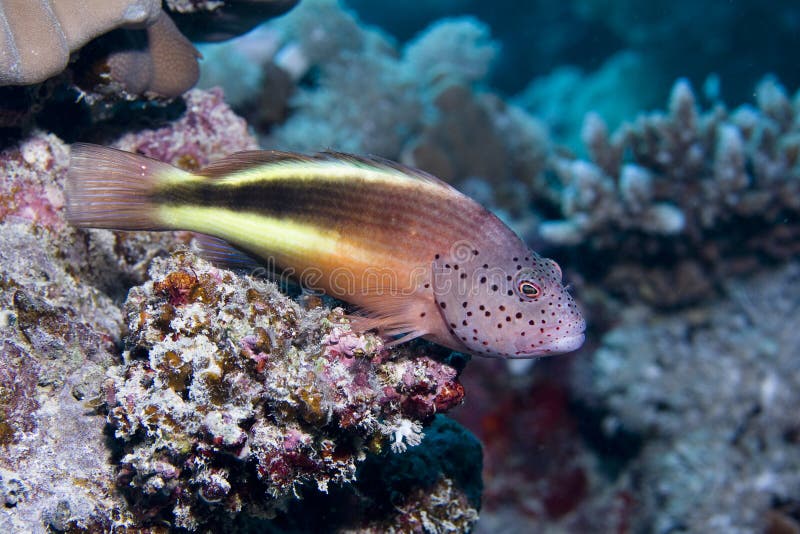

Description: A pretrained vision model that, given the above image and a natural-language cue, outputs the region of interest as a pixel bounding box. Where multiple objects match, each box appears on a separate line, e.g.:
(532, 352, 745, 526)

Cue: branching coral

(539, 78, 800, 306)
(543, 78, 800, 249)
(108, 251, 467, 529)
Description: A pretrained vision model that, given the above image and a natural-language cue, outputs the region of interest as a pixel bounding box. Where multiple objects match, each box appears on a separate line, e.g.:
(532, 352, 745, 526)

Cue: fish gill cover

(1, 0, 800, 532)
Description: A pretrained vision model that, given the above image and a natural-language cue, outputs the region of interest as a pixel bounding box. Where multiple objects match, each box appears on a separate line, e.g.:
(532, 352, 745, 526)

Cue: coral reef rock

(108, 251, 469, 529)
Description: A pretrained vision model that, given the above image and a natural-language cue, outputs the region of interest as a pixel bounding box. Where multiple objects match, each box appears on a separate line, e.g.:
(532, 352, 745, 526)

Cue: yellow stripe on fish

(66, 143, 586, 358)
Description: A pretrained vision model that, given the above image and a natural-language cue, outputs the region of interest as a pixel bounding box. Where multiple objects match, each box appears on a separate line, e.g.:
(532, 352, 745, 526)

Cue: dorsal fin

(197, 149, 456, 190)
(199, 150, 315, 179)
(317, 151, 456, 189)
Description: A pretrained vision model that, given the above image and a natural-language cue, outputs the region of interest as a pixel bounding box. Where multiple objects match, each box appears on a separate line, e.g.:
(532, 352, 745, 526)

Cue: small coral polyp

(107, 251, 465, 528)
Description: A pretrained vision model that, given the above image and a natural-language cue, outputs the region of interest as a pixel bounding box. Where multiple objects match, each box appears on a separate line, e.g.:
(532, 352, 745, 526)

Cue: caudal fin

(66, 143, 188, 230)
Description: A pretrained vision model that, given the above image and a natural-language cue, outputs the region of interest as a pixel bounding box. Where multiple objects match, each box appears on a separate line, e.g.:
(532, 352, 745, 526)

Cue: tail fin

(66, 143, 189, 230)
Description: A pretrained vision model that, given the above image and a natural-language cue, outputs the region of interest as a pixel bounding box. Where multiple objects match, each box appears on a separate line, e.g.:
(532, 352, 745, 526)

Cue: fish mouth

(547, 332, 586, 354)
(511, 330, 586, 358)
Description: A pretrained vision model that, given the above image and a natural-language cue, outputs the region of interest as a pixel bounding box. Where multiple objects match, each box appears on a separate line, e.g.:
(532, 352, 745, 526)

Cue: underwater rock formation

(109, 251, 469, 528)
(575, 262, 800, 532)
(0, 132, 140, 532)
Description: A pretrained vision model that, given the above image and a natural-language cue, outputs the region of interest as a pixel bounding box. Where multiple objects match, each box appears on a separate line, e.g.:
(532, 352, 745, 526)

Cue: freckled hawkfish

(66, 144, 585, 358)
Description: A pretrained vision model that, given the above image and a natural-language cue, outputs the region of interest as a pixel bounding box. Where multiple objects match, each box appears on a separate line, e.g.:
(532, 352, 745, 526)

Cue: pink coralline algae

(114, 87, 259, 170)
(108, 251, 467, 529)
(0, 134, 68, 230)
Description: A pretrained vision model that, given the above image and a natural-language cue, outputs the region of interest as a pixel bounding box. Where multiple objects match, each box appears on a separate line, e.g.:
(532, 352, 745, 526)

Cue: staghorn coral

(574, 262, 800, 532)
(108, 251, 468, 529)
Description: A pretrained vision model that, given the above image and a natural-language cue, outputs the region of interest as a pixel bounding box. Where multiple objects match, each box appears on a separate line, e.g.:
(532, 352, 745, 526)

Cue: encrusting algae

(66, 143, 585, 358)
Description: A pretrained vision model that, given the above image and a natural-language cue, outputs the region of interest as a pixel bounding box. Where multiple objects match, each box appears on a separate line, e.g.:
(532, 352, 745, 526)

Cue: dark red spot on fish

(506, 275, 512, 281)
(506, 316, 511, 322)
(516, 312, 523, 319)
(440, 302, 446, 309)
(462, 302, 468, 308)
(467, 311, 473, 317)
(435, 254, 440, 259)
(491, 284, 498, 291)
(454, 264, 459, 270)
(507, 290, 514, 296)
(482, 263, 488, 269)
(450, 323, 457, 328)
(424, 283, 430, 288)
(479, 305, 485, 310)
(473, 250, 479, 255)
(462, 320, 468, 326)
(497, 324, 502, 328)
(529, 320, 535, 325)
(513, 257, 519, 262)
(499, 305, 505, 311)
(420, 312, 426, 317)
(480, 276, 487, 284)
(485, 311, 491, 317)
(460, 273, 467, 279)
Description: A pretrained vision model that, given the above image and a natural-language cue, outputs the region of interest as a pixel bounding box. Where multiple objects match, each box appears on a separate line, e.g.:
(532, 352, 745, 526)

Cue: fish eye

(518, 280, 541, 299)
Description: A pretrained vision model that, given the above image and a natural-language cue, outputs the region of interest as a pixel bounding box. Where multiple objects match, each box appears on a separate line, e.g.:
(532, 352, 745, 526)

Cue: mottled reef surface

(0, 92, 480, 532)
